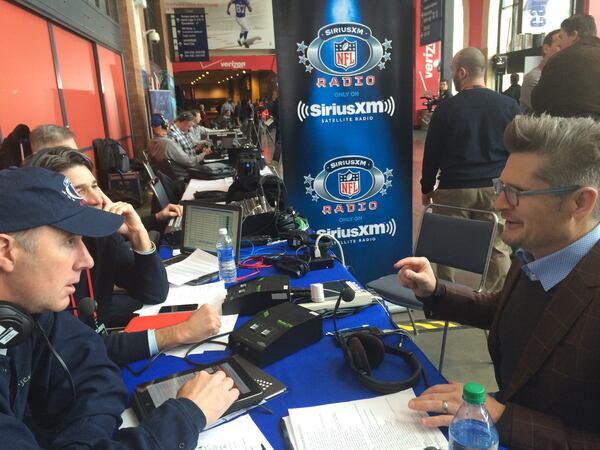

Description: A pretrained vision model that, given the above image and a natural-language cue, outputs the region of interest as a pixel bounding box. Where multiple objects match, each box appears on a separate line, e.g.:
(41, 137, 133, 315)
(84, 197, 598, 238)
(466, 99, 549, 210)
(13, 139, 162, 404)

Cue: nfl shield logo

(334, 39, 357, 70)
(338, 170, 360, 198)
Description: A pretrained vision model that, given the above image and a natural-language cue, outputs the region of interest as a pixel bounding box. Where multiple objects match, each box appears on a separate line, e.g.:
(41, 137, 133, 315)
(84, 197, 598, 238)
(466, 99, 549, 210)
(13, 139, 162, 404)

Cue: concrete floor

(400, 130, 498, 392)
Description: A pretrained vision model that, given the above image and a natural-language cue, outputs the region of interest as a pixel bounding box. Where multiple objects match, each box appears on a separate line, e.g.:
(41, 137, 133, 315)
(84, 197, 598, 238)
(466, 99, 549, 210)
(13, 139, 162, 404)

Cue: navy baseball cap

(0, 166, 124, 237)
(151, 113, 168, 129)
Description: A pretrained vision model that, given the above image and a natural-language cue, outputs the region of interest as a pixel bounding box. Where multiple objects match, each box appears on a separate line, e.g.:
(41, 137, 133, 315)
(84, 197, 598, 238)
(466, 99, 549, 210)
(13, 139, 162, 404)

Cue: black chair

(367, 203, 498, 372)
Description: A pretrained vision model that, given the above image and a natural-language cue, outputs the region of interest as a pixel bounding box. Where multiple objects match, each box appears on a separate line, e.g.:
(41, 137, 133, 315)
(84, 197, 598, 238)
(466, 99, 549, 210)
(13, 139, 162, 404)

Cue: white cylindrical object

(311, 283, 325, 303)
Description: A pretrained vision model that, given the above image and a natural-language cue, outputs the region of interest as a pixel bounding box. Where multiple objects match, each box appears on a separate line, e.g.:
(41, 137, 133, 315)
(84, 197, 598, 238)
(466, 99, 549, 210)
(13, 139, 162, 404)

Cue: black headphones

(337, 327, 423, 394)
(0, 301, 79, 404)
(332, 289, 424, 394)
(158, 114, 169, 130)
(0, 301, 35, 348)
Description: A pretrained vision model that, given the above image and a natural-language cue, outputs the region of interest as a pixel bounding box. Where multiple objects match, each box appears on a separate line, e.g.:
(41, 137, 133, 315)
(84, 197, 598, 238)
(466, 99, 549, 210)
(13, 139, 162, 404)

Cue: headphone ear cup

(347, 335, 371, 374)
(351, 332, 386, 369)
(0, 301, 34, 349)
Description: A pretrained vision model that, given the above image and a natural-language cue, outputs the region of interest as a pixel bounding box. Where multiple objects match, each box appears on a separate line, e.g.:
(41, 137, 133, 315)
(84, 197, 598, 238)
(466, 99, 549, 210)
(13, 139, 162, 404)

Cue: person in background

(532, 13, 600, 118)
(198, 103, 208, 126)
(438, 79, 452, 101)
(169, 112, 212, 162)
(28, 123, 181, 233)
(29, 147, 222, 366)
(188, 110, 212, 148)
(30, 124, 76, 153)
(421, 47, 519, 291)
(502, 73, 521, 102)
(399, 114, 600, 449)
(220, 98, 235, 116)
(520, 29, 561, 114)
(149, 114, 208, 181)
(0, 166, 238, 448)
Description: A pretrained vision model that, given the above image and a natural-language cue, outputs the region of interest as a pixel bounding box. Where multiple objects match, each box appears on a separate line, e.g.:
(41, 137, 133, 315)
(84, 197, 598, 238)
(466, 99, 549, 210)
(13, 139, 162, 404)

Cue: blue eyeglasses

(493, 178, 580, 207)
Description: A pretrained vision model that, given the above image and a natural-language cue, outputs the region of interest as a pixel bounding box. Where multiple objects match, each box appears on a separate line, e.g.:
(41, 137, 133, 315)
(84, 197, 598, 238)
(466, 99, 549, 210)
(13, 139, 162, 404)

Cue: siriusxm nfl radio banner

(273, 0, 414, 283)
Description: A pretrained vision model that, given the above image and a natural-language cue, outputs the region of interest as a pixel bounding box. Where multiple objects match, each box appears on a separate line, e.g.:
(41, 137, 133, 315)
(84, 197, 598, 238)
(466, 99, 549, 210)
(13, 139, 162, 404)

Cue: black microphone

(332, 287, 355, 337)
(64, 297, 97, 318)
(77, 297, 97, 318)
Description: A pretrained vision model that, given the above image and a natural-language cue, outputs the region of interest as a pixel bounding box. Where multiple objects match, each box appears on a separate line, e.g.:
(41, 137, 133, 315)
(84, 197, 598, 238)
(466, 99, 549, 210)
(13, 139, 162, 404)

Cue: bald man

(421, 47, 520, 291)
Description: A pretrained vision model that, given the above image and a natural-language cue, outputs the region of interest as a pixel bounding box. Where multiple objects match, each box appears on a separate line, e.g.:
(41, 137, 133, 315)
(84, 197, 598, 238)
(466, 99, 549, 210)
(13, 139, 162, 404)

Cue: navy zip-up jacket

(0, 311, 206, 449)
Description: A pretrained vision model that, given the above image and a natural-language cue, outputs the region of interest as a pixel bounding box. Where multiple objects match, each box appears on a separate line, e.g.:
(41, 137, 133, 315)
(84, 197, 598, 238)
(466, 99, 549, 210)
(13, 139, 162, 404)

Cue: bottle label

(218, 247, 234, 260)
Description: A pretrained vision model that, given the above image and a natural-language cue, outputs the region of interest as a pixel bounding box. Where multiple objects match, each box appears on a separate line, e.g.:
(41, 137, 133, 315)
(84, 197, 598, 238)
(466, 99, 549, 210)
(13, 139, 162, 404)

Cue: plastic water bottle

(216, 228, 237, 283)
(449, 382, 499, 450)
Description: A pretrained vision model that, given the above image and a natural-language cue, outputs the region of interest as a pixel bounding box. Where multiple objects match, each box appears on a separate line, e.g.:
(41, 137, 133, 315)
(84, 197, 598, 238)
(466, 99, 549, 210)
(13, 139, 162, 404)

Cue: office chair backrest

(415, 204, 498, 289)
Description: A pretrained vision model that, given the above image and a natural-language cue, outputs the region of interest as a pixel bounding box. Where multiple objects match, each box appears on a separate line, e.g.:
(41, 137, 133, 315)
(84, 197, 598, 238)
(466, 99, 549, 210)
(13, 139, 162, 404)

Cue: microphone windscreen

(341, 287, 356, 303)
(77, 297, 97, 317)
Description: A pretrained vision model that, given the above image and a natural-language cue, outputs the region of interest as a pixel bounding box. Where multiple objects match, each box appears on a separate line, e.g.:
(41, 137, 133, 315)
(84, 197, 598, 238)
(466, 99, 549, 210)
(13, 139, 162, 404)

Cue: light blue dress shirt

(515, 223, 600, 292)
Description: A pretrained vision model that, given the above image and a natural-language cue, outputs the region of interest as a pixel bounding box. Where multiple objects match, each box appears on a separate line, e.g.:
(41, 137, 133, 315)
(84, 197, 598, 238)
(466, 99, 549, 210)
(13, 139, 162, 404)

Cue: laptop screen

(143, 162, 170, 209)
(180, 201, 242, 262)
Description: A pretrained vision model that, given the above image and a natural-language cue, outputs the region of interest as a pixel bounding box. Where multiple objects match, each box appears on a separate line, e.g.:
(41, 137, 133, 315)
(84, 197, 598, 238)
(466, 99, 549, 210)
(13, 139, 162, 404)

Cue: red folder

(124, 312, 193, 333)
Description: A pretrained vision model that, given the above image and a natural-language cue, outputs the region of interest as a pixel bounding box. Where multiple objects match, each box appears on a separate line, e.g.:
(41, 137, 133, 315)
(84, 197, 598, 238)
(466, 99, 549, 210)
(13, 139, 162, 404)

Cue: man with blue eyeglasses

(398, 114, 600, 449)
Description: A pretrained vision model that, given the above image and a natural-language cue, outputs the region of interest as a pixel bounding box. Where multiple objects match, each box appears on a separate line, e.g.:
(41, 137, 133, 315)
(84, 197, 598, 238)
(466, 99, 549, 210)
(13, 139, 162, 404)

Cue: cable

(37, 322, 77, 403)
(314, 233, 346, 266)
(183, 331, 233, 367)
(124, 351, 165, 376)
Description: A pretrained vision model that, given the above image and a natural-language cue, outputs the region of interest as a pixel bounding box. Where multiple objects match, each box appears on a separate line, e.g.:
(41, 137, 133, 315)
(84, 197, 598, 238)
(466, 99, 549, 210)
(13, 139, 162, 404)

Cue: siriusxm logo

(297, 22, 392, 77)
(297, 97, 395, 122)
(317, 219, 396, 239)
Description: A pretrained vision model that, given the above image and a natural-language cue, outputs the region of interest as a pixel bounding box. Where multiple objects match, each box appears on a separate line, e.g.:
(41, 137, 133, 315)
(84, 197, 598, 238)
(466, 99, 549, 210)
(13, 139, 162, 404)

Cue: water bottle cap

(463, 382, 486, 404)
(218, 228, 227, 235)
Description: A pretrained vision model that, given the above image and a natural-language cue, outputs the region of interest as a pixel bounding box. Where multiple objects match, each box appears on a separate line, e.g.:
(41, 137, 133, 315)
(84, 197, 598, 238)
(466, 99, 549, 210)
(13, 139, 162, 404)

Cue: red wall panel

(97, 46, 133, 155)
(52, 25, 105, 150)
(0, 0, 61, 139)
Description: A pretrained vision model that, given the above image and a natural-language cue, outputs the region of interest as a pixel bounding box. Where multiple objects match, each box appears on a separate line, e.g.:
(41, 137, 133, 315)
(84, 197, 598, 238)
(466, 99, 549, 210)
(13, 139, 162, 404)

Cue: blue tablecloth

(123, 242, 449, 448)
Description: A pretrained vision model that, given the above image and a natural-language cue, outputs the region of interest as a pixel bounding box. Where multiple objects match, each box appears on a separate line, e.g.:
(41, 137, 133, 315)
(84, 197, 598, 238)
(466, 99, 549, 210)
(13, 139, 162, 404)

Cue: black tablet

(130, 357, 263, 420)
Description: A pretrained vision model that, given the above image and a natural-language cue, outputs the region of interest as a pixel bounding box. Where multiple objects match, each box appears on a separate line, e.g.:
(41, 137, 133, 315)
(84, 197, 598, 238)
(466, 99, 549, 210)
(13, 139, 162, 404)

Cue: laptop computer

(164, 201, 243, 279)
(143, 161, 184, 235)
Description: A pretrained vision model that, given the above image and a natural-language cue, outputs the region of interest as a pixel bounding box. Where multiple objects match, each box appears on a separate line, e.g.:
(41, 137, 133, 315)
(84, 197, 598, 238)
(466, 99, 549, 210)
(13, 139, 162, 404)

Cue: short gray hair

(8, 229, 39, 252)
(30, 125, 76, 152)
(504, 114, 600, 219)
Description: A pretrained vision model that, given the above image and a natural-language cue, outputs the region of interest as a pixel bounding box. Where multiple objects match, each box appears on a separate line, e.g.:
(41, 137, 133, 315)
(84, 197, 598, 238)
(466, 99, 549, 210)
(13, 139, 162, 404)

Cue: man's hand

(177, 370, 239, 425)
(394, 256, 436, 297)
(100, 191, 152, 252)
(155, 304, 222, 351)
(408, 381, 506, 427)
(174, 304, 222, 345)
(422, 191, 434, 206)
(155, 203, 183, 222)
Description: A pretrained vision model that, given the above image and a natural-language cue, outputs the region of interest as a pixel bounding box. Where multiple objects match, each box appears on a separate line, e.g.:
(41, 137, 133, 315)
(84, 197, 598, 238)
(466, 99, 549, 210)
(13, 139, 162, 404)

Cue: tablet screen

(145, 362, 252, 407)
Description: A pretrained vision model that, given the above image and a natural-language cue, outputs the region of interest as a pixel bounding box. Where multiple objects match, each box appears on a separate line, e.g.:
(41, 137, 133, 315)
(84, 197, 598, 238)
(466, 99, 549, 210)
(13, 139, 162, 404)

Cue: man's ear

(0, 234, 17, 272)
(572, 187, 598, 220)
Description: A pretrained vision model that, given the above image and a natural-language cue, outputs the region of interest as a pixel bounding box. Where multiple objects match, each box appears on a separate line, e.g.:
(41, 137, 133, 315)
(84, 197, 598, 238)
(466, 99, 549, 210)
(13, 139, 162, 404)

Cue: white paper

(134, 281, 226, 317)
(195, 415, 273, 450)
(166, 249, 219, 286)
(182, 178, 233, 201)
(287, 390, 447, 450)
(164, 314, 238, 357)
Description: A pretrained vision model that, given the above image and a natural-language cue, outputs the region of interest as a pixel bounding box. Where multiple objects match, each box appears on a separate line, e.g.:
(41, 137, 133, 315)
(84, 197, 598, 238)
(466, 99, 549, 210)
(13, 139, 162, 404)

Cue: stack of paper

(195, 415, 273, 450)
(165, 249, 219, 286)
(283, 390, 447, 450)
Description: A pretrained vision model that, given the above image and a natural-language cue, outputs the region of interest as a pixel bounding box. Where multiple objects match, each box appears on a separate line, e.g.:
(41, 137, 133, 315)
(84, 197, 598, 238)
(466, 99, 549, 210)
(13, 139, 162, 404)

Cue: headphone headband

(337, 327, 423, 394)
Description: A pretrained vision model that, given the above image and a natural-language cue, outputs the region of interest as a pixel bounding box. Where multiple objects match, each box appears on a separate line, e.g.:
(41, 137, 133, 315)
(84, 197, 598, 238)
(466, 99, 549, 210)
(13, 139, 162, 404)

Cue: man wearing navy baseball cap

(0, 166, 238, 449)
